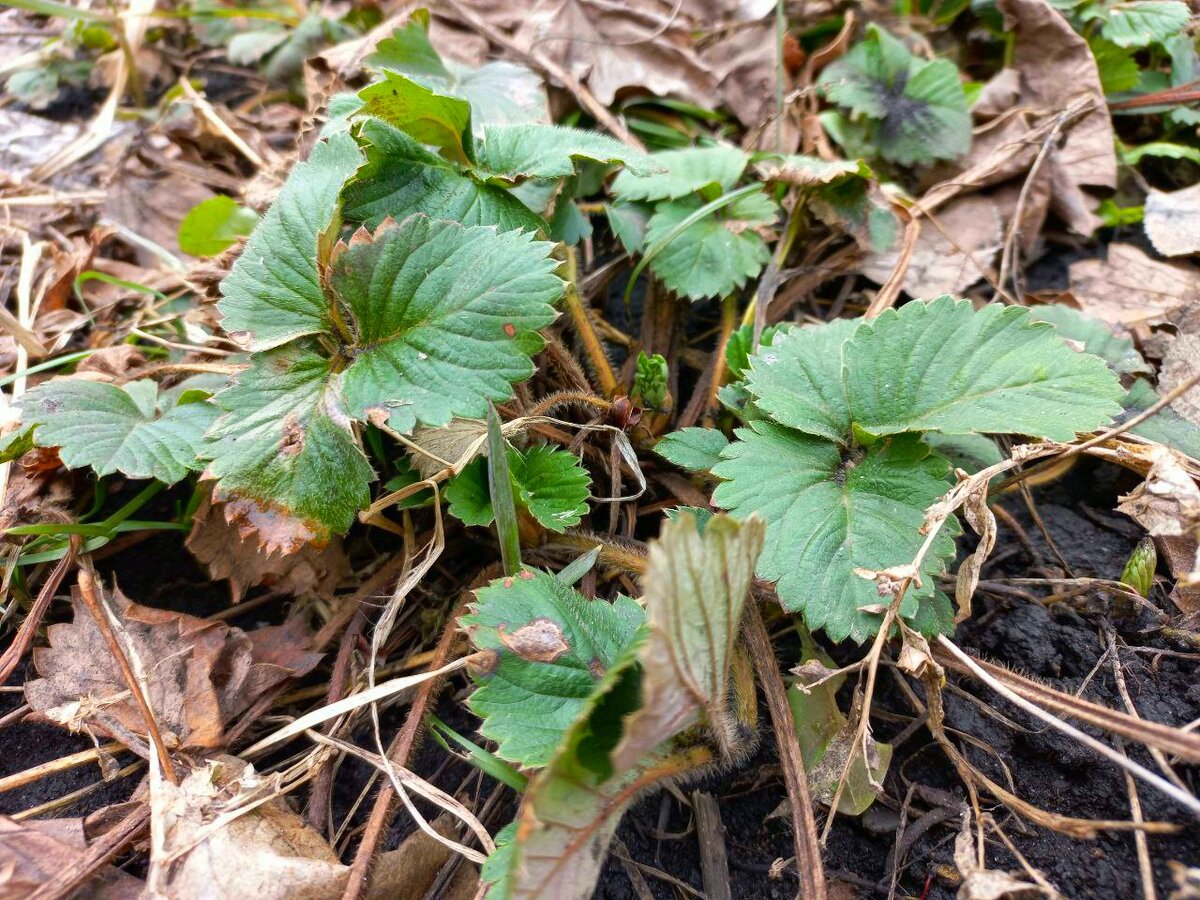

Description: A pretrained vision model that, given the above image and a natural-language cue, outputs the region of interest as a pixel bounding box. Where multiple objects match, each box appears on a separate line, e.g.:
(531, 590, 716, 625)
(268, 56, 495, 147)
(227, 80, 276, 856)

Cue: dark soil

(2, 447, 1197, 899)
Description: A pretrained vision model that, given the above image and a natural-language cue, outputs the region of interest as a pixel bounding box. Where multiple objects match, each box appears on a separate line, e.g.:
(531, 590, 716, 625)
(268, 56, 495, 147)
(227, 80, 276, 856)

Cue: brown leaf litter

(24, 583, 322, 754)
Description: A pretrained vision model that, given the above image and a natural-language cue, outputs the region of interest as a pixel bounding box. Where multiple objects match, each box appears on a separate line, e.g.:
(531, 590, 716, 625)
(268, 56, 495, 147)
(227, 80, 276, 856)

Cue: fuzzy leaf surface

(23, 379, 216, 484)
(446, 445, 591, 532)
(1029, 304, 1152, 375)
(712, 424, 957, 642)
(342, 120, 545, 233)
(844, 297, 1124, 440)
(330, 216, 561, 434)
(461, 570, 645, 767)
(1098, 1, 1189, 47)
(644, 191, 776, 301)
(218, 133, 362, 351)
(818, 25, 970, 165)
(610, 145, 747, 202)
(654, 427, 729, 472)
(612, 513, 764, 771)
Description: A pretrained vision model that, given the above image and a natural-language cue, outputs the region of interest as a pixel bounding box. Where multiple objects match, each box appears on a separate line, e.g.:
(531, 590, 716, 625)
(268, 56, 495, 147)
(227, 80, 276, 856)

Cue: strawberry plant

(663, 297, 1125, 642)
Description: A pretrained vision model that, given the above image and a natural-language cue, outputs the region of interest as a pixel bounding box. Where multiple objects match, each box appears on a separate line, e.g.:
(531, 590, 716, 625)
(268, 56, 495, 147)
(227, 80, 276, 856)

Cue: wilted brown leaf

(861, 195, 1002, 298)
(187, 491, 349, 602)
(0, 808, 143, 900)
(1068, 244, 1200, 328)
(25, 584, 322, 754)
(1117, 445, 1200, 538)
(1144, 183, 1200, 258)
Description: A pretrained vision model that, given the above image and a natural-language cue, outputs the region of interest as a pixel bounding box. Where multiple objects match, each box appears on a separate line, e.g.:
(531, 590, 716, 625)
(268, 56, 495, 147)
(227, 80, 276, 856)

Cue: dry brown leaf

(1145, 183, 1200, 258)
(861, 195, 1002, 298)
(1068, 244, 1200, 328)
(509, 0, 717, 107)
(25, 584, 322, 754)
(151, 757, 472, 900)
(1159, 534, 1200, 617)
(996, 0, 1116, 219)
(954, 478, 997, 625)
(0, 809, 143, 900)
(187, 491, 349, 602)
(1117, 445, 1200, 538)
(953, 817, 1049, 899)
(103, 161, 215, 260)
(1159, 330, 1200, 427)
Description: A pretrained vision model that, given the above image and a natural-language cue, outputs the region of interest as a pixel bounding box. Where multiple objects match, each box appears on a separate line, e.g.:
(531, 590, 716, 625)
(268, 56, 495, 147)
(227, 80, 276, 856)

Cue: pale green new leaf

(1089, 37, 1142, 93)
(712, 425, 958, 642)
(445, 445, 591, 532)
(844, 297, 1124, 440)
(330, 216, 562, 434)
(204, 344, 374, 539)
(460, 569, 645, 767)
(1100, 1, 1189, 48)
(23, 379, 217, 484)
(218, 132, 361, 350)
(644, 191, 776, 301)
(611, 513, 764, 770)
(655, 426, 729, 472)
(342, 120, 545, 233)
(472, 124, 651, 181)
(358, 69, 473, 165)
(610, 145, 748, 202)
(178, 195, 258, 258)
(818, 25, 970, 166)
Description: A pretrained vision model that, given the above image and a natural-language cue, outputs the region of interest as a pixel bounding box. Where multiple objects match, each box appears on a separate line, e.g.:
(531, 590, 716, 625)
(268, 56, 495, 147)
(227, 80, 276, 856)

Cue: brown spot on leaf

(211, 488, 324, 556)
(468, 648, 500, 678)
(498, 618, 570, 663)
(279, 415, 304, 457)
(503, 577, 514, 588)
(589, 657, 605, 679)
(518, 569, 534, 580)
(503, 323, 517, 337)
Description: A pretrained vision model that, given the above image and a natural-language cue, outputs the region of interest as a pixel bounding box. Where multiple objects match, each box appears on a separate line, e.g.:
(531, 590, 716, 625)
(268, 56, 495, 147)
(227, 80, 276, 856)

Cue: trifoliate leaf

(655, 427, 729, 472)
(644, 191, 776, 301)
(844, 297, 1124, 440)
(460, 569, 645, 767)
(712, 424, 958, 642)
(742, 317, 859, 443)
(1096, 1, 1189, 48)
(446, 445, 591, 532)
(218, 132, 362, 351)
(23, 379, 217, 484)
(342, 120, 545, 233)
(610, 145, 748, 202)
(818, 25, 970, 166)
(472, 124, 651, 182)
(204, 344, 374, 538)
(611, 512, 764, 770)
(329, 216, 561, 434)
(1029, 304, 1152, 376)
(178, 196, 258, 258)
(357, 69, 473, 165)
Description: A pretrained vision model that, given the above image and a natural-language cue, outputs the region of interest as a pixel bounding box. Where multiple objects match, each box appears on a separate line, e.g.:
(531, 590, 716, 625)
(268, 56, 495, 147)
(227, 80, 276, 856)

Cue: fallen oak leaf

(25, 583, 322, 755)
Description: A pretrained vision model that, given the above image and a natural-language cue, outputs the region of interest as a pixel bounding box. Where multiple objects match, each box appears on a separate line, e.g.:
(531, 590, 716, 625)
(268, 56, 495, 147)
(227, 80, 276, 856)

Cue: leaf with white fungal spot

(460, 569, 645, 767)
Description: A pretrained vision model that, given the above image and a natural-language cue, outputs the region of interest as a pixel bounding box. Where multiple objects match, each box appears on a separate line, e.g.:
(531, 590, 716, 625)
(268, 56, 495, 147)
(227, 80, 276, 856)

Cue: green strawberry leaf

(22, 379, 217, 485)
(1028, 304, 1152, 376)
(329, 216, 561, 434)
(844, 297, 1124, 440)
(712, 424, 958, 642)
(811, 175, 900, 252)
(446, 444, 591, 532)
(358, 69, 473, 166)
(1123, 379, 1200, 459)
(472, 124, 651, 182)
(742, 317, 860, 443)
(644, 190, 777, 301)
(218, 132, 362, 351)
(203, 344, 374, 540)
(0, 426, 35, 464)
(342, 119, 546, 233)
(460, 568, 645, 767)
(611, 145, 748, 202)
(654, 427, 729, 472)
(367, 13, 548, 130)
(1095, 0, 1189, 48)
(1089, 37, 1142, 93)
(818, 24, 970, 166)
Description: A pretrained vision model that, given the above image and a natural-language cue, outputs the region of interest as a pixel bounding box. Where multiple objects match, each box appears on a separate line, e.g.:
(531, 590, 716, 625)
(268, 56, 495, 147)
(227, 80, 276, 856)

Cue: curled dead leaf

(498, 618, 571, 663)
(1117, 445, 1200, 538)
